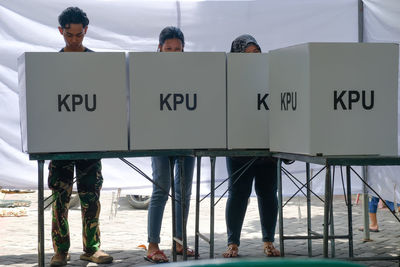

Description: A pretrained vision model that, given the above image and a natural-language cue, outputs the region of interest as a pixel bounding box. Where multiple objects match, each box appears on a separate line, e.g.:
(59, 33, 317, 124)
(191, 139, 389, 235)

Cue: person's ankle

(148, 243, 159, 252)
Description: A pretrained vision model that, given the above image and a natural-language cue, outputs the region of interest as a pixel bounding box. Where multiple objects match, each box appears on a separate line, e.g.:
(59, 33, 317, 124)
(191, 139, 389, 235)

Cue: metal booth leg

(277, 158, 284, 256)
(346, 166, 354, 258)
(38, 160, 45, 267)
(361, 166, 371, 242)
(195, 156, 201, 259)
(306, 162, 312, 257)
(329, 166, 336, 258)
(169, 157, 177, 262)
(323, 164, 332, 258)
(210, 156, 216, 258)
(170, 156, 189, 261)
(179, 156, 188, 261)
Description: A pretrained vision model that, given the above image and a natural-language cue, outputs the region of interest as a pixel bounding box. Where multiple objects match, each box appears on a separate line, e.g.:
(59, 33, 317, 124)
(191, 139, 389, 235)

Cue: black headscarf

(230, 34, 261, 53)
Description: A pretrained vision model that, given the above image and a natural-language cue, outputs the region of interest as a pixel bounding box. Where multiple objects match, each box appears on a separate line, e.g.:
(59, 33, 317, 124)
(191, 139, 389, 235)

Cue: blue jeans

(147, 156, 195, 244)
(225, 157, 278, 246)
(369, 196, 399, 213)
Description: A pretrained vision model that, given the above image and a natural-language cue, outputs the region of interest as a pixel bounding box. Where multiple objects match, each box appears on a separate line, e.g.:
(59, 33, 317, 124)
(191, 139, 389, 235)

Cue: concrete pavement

(0, 190, 399, 266)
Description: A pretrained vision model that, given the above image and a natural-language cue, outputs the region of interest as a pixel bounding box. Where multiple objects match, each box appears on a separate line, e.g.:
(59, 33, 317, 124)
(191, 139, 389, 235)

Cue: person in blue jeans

(359, 196, 400, 232)
(145, 26, 196, 264)
(223, 34, 280, 258)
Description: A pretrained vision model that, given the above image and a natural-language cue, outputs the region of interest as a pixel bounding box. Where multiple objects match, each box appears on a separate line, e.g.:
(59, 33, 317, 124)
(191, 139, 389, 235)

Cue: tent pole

(358, 0, 364, 43)
(176, 1, 182, 29)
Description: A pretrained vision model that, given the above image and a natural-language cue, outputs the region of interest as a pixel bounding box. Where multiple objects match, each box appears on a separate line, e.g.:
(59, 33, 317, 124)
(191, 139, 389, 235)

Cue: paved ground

(0, 190, 399, 267)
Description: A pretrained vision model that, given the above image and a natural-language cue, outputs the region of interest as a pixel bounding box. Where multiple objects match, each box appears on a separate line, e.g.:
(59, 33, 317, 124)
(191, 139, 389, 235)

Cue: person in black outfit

(223, 34, 280, 258)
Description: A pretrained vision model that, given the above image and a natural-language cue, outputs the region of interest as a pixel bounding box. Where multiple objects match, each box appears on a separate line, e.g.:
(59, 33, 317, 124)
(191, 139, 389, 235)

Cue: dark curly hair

(58, 7, 89, 29)
(159, 26, 185, 47)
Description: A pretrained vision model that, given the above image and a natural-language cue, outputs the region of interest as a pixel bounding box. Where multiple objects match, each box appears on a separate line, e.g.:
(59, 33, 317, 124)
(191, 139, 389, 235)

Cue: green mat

(163, 258, 365, 267)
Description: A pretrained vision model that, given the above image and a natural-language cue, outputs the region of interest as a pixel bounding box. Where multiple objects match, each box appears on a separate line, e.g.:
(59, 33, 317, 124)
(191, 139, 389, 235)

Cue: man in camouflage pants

(48, 7, 113, 266)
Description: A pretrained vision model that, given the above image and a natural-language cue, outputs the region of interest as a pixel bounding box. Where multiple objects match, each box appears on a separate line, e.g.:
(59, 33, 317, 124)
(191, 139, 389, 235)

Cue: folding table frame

(274, 152, 400, 264)
(31, 150, 400, 266)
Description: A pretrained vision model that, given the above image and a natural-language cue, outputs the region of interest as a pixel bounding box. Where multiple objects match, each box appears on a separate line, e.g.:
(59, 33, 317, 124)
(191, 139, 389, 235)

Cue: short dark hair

(58, 7, 89, 29)
(159, 26, 185, 47)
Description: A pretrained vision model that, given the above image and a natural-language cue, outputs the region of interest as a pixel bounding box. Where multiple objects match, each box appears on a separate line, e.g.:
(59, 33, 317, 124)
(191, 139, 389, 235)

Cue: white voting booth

(18, 52, 128, 153)
(18, 47, 399, 155)
(227, 53, 269, 149)
(129, 52, 226, 150)
(269, 43, 399, 156)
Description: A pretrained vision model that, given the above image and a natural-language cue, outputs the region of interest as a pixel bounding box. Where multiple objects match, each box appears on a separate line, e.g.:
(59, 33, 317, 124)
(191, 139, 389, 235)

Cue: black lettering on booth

(58, 94, 97, 112)
(257, 93, 269, 110)
(160, 93, 197, 111)
(333, 90, 374, 110)
(280, 92, 297, 111)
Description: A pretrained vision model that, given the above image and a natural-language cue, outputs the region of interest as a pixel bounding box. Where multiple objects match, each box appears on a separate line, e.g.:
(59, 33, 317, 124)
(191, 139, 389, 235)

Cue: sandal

(176, 247, 195, 257)
(80, 250, 113, 264)
(264, 242, 280, 257)
(358, 226, 379, 232)
(222, 244, 239, 258)
(144, 250, 169, 263)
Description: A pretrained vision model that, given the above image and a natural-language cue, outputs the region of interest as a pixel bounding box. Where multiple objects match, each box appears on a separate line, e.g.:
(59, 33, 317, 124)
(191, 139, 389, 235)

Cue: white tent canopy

(0, 0, 399, 201)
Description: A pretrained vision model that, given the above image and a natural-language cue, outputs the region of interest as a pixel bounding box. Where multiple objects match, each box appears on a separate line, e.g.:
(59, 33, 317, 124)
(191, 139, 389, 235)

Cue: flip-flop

(144, 250, 169, 263)
(264, 243, 280, 257)
(358, 227, 379, 232)
(176, 247, 195, 257)
(222, 244, 239, 258)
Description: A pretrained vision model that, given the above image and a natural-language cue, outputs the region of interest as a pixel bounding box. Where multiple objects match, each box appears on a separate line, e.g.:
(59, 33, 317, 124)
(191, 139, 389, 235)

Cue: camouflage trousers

(48, 159, 103, 254)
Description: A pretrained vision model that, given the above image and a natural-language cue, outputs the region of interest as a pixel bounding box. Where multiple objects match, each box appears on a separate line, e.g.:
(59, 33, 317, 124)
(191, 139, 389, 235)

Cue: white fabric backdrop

(0, 0, 397, 200)
(363, 0, 400, 202)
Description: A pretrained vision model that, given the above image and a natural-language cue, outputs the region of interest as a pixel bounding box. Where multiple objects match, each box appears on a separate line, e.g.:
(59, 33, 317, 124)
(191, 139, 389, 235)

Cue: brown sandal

(223, 244, 239, 258)
(144, 250, 169, 263)
(176, 247, 195, 257)
(264, 242, 280, 257)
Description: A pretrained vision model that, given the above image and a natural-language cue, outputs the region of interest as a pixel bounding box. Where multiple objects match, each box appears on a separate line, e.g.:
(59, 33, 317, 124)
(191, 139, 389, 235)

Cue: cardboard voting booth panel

(227, 53, 269, 149)
(18, 52, 128, 153)
(269, 43, 398, 156)
(129, 52, 226, 150)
